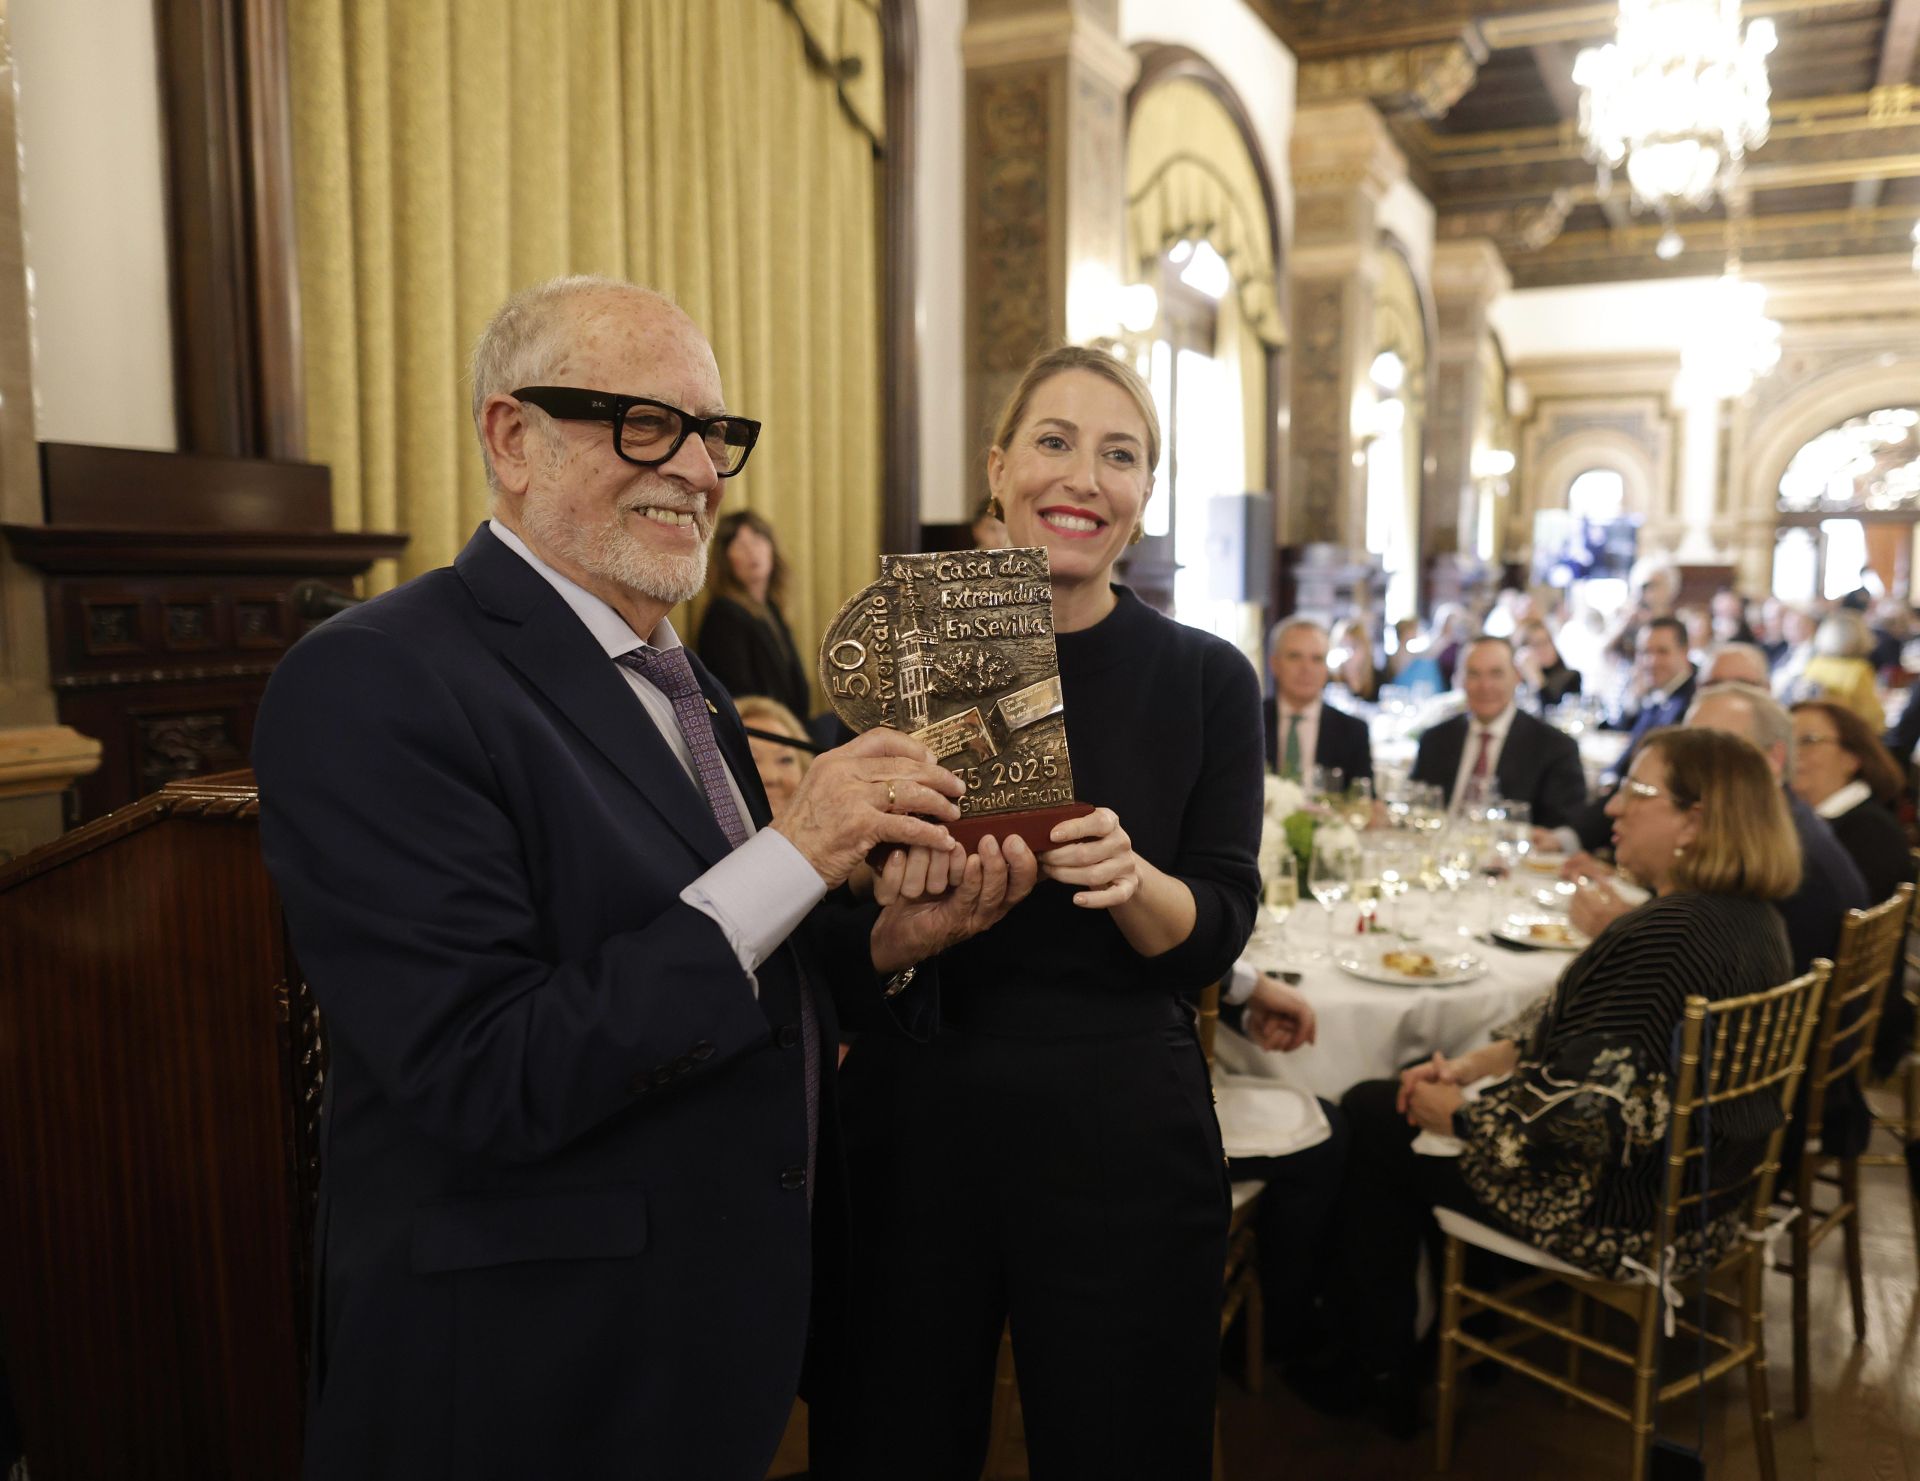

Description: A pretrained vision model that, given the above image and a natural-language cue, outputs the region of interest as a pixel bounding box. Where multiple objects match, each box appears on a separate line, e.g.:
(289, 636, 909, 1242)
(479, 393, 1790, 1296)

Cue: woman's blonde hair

(989, 344, 1162, 474)
(734, 695, 814, 777)
(1639, 727, 1800, 900)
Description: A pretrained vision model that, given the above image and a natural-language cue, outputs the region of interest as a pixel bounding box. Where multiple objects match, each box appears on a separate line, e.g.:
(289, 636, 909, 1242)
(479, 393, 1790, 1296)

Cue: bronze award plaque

(819, 546, 1093, 853)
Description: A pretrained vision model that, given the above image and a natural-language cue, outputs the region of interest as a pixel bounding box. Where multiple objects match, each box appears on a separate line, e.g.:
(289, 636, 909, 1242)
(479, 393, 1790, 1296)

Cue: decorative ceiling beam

(1853, 0, 1920, 209)
(1296, 32, 1489, 120)
(1526, 40, 1633, 230)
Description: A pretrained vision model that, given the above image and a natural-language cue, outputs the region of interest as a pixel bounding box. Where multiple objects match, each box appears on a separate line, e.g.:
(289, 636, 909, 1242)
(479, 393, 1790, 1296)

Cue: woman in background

(734, 694, 813, 823)
(695, 509, 812, 719)
(1515, 618, 1583, 710)
(1329, 616, 1380, 703)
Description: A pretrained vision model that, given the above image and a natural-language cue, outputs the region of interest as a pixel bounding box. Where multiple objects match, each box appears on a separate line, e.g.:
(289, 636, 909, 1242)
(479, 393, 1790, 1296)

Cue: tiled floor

(772, 1124, 1919, 1479)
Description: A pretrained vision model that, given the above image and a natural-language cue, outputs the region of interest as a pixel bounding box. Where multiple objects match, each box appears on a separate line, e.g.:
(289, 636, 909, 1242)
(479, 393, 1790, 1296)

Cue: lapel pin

(706, 699, 718, 715)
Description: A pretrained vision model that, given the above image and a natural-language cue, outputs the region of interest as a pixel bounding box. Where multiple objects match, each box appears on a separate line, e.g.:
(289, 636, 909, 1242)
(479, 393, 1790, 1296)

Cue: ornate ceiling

(1248, 0, 1920, 286)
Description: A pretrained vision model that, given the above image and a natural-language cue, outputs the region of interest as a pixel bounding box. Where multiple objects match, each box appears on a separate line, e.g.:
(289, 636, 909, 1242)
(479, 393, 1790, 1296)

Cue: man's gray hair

(1687, 679, 1795, 770)
(469, 275, 675, 494)
(1267, 615, 1328, 666)
(1703, 641, 1770, 686)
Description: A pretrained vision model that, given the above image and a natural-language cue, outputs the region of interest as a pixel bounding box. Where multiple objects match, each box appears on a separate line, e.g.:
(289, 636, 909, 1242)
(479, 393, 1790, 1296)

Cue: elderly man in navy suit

(253, 276, 1036, 1481)
(1411, 636, 1588, 828)
(1262, 617, 1373, 789)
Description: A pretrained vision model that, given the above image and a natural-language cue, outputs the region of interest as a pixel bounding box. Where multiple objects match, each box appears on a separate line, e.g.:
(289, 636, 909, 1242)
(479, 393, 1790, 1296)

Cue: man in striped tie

(254, 275, 1036, 1481)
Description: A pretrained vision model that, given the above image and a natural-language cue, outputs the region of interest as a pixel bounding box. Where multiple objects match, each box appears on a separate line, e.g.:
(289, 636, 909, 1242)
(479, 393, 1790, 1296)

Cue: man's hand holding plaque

(819, 546, 1095, 859)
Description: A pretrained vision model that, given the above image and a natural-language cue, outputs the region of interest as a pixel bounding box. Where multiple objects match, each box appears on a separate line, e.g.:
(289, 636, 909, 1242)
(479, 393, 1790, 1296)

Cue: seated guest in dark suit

(1410, 636, 1586, 828)
(1790, 699, 1917, 1084)
(1884, 673, 1920, 766)
(1564, 616, 1697, 848)
(1262, 617, 1373, 789)
(252, 276, 1034, 1481)
(695, 508, 813, 720)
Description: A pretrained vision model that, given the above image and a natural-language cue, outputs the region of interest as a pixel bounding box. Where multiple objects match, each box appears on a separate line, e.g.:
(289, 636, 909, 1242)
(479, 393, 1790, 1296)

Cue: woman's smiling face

(987, 369, 1152, 598)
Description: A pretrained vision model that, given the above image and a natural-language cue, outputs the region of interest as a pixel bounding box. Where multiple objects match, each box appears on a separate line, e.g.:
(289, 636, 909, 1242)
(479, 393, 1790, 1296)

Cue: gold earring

(1129, 521, 1145, 545)
(986, 496, 1004, 521)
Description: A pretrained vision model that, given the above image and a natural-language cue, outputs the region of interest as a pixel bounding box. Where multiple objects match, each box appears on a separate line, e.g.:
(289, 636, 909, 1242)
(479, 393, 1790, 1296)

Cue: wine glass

(1309, 830, 1359, 958)
(1264, 849, 1300, 962)
(1310, 764, 1345, 802)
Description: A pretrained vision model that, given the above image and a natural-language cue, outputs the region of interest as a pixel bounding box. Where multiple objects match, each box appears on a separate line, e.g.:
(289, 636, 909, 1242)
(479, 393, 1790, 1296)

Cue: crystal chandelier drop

(1573, 0, 1776, 216)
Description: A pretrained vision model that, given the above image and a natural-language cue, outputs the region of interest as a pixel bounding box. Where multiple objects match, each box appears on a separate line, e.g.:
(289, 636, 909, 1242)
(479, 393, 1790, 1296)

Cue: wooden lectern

(0, 770, 320, 1479)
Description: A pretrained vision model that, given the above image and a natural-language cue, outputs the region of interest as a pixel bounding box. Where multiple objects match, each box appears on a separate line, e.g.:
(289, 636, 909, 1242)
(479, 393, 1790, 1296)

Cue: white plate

(1335, 945, 1487, 987)
(1494, 915, 1589, 952)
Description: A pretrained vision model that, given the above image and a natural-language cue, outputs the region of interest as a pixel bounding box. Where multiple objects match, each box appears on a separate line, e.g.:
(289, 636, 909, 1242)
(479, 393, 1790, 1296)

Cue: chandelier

(1573, 0, 1776, 217)
(1679, 272, 1781, 401)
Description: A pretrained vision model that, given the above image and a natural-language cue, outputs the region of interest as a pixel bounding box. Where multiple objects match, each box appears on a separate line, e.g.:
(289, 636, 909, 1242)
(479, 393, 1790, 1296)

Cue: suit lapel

(454, 526, 732, 864)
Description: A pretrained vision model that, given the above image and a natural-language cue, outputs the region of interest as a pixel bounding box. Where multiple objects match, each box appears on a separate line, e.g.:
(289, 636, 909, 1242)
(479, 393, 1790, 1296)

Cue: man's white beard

(523, 486, 711, 609)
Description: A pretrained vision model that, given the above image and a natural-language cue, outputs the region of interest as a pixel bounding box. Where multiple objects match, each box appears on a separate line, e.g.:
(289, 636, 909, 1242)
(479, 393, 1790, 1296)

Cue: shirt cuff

(1225, 958, 1258, 1006)
(680, 829, 828, 988)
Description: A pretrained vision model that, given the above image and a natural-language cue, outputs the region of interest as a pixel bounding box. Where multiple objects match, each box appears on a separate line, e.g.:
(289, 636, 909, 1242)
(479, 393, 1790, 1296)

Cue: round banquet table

(1212, 891, 1571, 1101)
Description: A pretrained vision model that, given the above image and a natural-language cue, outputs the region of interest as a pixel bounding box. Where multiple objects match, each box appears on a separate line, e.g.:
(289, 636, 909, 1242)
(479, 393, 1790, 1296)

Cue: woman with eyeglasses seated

(1788, 700, 1910, 903)
(1790, 698, 1918, 1107)
(694, 509, 812, 721)
(1297, 727, 1799, 1437)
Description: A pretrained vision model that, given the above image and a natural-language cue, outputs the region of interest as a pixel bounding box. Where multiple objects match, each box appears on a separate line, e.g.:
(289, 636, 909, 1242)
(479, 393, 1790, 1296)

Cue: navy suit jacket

(1261, 696, 1374, 785)
(253, 527, 915, 1480)
(1410, 708, 1589, 830)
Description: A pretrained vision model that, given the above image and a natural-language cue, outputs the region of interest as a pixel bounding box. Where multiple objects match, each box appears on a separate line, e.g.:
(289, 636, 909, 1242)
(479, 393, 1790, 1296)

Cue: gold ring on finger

(887, 781, 896, 810)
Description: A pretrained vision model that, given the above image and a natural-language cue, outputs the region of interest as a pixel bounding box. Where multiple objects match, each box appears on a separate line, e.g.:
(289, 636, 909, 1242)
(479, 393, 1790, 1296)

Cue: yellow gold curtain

(289, 0, 883, 677)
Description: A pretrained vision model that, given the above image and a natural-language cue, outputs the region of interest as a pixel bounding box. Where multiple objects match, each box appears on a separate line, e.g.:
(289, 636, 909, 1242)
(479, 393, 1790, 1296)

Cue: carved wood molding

(1298, 35, 1486, 121)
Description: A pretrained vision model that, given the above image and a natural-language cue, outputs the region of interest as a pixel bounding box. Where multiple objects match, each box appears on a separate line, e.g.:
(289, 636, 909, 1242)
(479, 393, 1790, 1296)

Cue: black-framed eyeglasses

(511, 386, 762, 478)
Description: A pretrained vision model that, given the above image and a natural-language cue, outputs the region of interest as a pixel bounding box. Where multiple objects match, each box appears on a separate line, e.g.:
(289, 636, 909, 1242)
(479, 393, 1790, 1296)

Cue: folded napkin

(1211, 1073, 1333, 1159)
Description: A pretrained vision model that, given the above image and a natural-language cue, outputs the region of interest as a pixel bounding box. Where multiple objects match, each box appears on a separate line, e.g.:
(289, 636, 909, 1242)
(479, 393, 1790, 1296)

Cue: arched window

(1568, 468, 1625, 524)
(1772, 406, 1920, 602)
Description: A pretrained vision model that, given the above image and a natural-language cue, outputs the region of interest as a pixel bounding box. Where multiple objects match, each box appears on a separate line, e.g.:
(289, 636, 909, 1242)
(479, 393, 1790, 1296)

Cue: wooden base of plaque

(950, 801, 1094, 856)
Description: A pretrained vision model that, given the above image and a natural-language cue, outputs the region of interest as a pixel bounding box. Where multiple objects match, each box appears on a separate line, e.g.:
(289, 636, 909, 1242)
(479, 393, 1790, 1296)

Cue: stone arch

(1739, 354, 1920, 523)
(1531, 428, 1663, 524)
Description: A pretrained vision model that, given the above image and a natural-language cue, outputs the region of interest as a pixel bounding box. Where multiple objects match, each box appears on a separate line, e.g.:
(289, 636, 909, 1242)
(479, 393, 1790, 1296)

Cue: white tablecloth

(1213, 894, 1569, 1101)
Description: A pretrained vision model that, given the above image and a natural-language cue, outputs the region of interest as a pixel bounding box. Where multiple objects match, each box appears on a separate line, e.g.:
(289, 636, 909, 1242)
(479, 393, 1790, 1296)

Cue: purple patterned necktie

(615, 644, 819, 1199)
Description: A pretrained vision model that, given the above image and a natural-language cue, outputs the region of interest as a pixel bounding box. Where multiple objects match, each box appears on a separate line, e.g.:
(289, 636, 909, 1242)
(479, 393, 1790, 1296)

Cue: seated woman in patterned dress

(1300, 726, 1802, 1436)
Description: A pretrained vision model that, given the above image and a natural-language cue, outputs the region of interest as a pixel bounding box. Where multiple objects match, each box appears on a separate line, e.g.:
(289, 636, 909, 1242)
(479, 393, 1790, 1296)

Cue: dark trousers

(1228, 1098, 1349, 1362)
(810, 1021, 1230, 1481)
(1326, 1078, 1493, 1374)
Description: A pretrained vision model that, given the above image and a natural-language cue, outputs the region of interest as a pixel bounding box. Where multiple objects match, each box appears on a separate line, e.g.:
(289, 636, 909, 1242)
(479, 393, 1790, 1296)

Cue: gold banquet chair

(1433, 964, 1830, 1481)
(1774, 883, 1912, 1418)
(1859, 851, 1920, 1277)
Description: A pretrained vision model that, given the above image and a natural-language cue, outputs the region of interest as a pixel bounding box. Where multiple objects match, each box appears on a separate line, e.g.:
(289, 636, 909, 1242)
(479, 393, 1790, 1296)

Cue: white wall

(1490, 277, 1718, 360)
(914, 0, 969, 524)
(1377, 176, 1433, 288)
(13, 0, 176, 451)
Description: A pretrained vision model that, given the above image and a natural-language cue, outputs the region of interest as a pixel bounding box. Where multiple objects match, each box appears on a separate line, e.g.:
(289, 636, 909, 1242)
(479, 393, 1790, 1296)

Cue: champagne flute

(1309, 831, 1358, 958)
(1264, 849, 1300, 963)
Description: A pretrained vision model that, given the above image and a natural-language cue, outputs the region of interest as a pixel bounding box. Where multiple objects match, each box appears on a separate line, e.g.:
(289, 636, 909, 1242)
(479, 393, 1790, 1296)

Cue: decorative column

(1286, 101, 1407, 551)
(0, 10, 94, 860)
(963, 0, 1137, 490)
(1427, 238, 1512, 564)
